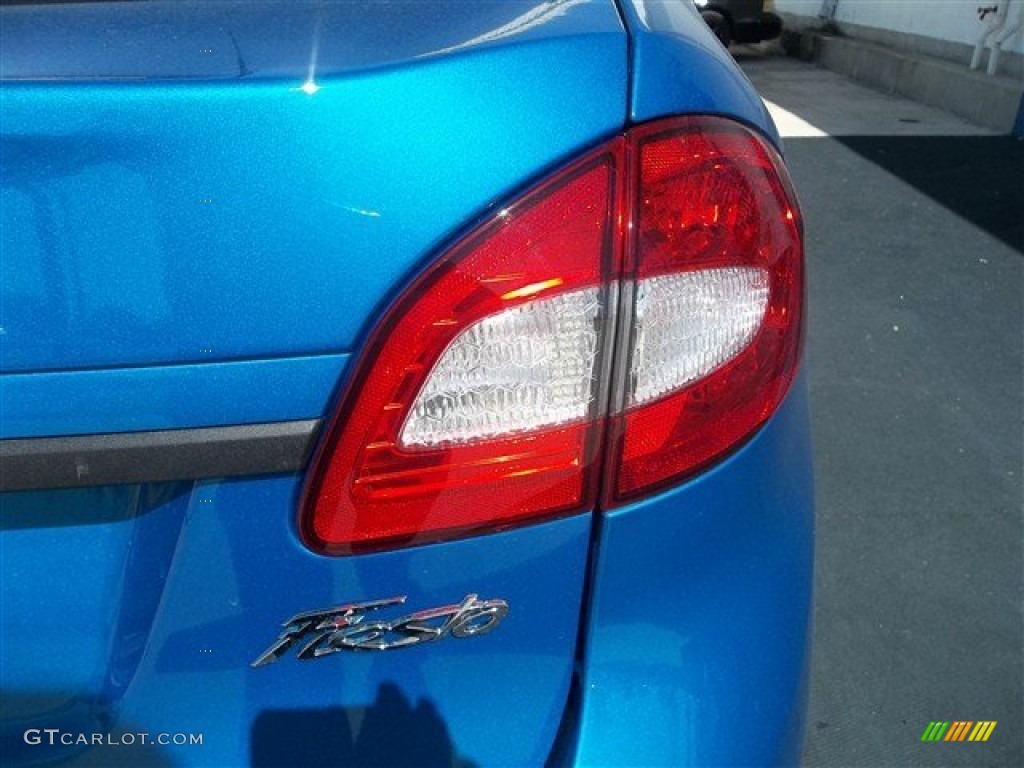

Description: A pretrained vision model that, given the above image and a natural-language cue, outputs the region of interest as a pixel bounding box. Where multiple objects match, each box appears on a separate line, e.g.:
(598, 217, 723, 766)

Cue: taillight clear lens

(302, 116, 803, 553)
(400, 286, 604, 447)
(628, 268, 770, 405)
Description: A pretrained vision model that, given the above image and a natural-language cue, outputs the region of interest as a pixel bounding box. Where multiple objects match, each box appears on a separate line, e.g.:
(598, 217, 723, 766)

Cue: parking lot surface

(738, 50, 1023, 767)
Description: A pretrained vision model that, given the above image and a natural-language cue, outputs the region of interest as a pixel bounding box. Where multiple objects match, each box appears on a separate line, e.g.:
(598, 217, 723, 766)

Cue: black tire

(700, 10, 733, 48)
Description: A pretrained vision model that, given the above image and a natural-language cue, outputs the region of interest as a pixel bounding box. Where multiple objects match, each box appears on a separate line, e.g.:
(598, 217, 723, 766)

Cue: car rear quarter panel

(567, 376, 814, 766)
(623, 0, 778, 134)
(556, 2, 812, 765)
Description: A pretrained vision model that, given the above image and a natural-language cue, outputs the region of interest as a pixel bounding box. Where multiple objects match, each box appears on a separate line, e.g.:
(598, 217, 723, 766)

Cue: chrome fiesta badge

(251, 594, 509, 667)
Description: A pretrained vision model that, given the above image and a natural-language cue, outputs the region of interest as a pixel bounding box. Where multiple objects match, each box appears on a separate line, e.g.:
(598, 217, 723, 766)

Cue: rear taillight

(302, 116, 802, 554)
(609, 118, 803, 501)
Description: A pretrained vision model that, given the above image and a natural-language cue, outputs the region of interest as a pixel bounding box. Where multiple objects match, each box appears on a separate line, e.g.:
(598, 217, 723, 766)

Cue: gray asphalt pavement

(737, 50, 1023, 767)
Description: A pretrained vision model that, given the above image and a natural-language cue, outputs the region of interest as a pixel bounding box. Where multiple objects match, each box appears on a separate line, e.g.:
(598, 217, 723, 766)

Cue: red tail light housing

(610, 118, 803, 501)
(302, 116, 802, 554)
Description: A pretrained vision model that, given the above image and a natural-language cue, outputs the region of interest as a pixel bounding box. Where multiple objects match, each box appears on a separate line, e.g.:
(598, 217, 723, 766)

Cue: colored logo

(921, 721, 997, 742)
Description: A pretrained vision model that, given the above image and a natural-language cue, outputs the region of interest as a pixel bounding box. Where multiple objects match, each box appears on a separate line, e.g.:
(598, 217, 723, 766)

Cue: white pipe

(987, 3, 1023, 75)
(971, 2, 1009, 70)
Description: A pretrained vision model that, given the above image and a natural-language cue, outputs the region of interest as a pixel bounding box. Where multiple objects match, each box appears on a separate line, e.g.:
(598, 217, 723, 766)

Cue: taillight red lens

(302, 116, 803, 554)
(608, 117, 803, 502)
(302, 144, 625, 554)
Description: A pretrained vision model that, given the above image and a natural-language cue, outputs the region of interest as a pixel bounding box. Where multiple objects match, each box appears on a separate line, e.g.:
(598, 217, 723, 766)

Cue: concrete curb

(780, 25, 1024, 135)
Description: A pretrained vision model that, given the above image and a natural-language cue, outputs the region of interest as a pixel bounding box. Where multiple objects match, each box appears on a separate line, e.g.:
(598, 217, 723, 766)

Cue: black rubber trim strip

(0, 420, 321, 492)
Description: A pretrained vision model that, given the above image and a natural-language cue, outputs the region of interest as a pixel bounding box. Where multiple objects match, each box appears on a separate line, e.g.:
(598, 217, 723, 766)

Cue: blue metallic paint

(623, 0, 780, 142)
(1, 2, 626, 374)
(0, 353, 347, 439)
(1, 386, 810, 767)
(546, 8, 811, 763)
(570, 375, 814, 766)
(2, 8, 621, 763)
(4, 479, 592, 767)
(2, 484, 190, 693)
(0, 1, 814, 766)
(1, 482, 192, 762)
(0, 0, 624, 83)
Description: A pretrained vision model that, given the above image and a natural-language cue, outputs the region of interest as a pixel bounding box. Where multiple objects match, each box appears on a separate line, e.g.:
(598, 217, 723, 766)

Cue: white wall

(776, 0, 1024, 56)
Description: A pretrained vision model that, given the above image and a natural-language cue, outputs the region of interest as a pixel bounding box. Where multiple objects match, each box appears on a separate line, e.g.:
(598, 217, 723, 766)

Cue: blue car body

(0, 1, 813, 766)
